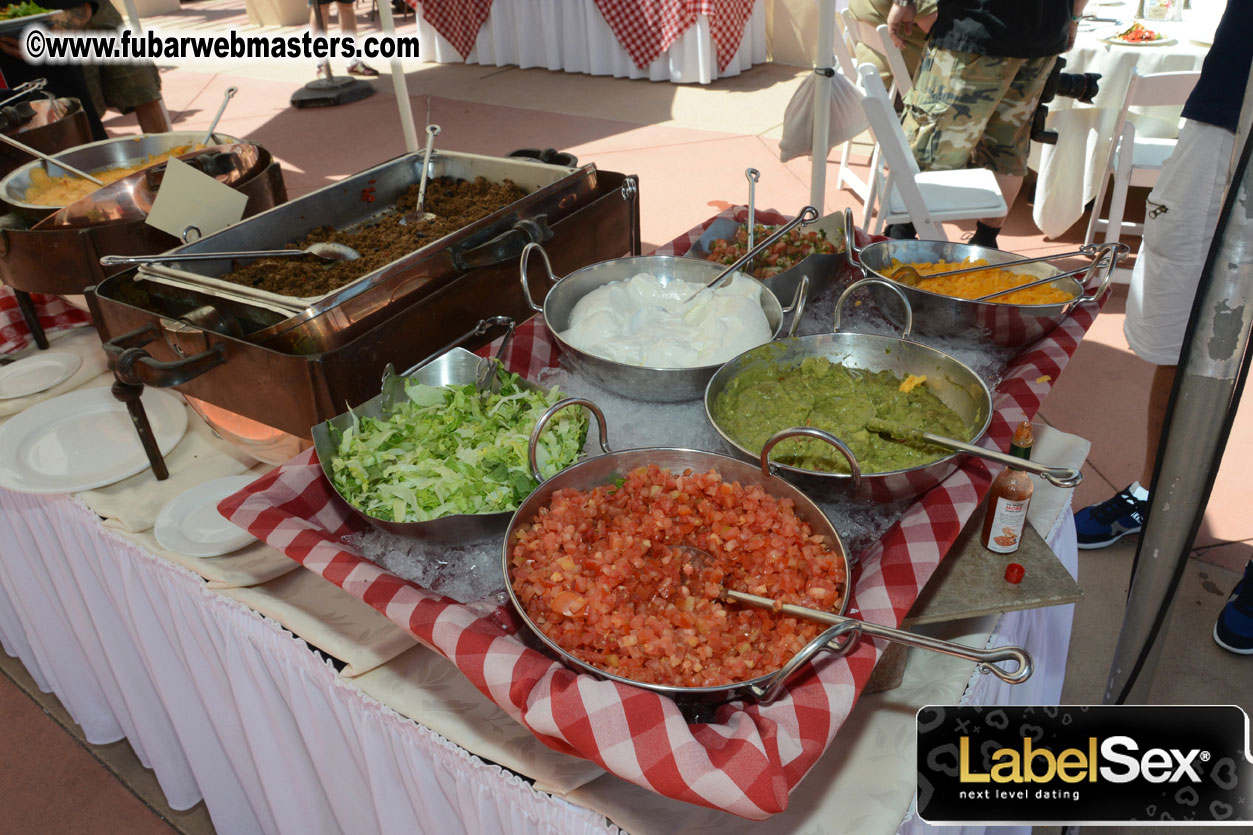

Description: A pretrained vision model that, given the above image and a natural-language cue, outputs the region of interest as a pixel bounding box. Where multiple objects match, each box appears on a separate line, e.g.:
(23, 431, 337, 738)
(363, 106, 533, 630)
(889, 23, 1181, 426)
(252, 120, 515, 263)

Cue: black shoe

(968, 221, 1001, 249)
(885, 222, 916, 240)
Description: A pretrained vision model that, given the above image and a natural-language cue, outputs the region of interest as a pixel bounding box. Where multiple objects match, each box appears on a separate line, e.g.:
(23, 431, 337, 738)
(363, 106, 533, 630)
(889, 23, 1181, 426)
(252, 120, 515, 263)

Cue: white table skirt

(413, 0, 767, 83)
(0, 478, 1078, 834)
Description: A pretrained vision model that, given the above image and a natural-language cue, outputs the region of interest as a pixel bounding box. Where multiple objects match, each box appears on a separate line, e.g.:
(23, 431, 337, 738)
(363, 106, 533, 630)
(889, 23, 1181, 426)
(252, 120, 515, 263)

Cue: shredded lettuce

(329, 368, 587, 523)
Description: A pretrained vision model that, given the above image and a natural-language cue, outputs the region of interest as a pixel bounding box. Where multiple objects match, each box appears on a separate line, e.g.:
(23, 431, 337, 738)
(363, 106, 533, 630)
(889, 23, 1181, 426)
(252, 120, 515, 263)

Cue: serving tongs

(890, 242, 1127, 299)
(0, 78, 47, 111)
(683, 204, 820, 303)
(673, 544, 1032, 685)
(0, 130, 103, 185)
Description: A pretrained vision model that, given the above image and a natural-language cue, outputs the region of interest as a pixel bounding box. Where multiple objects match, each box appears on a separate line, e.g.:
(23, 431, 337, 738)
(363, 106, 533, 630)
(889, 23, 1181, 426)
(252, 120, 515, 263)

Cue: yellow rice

(892, 258, 1073, 305)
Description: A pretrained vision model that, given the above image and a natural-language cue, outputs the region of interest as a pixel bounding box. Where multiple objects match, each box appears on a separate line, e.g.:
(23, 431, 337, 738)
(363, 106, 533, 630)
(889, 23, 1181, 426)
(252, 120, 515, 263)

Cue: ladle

(682, 204, 819, 303)
(864, 420, 1082, 487)
(199, 86, 238, 145)
(889, 244, 1112, 288)
(99, 241, 361, 266)
(0, 132, 103, 185)
(670, 545, 1033, 684)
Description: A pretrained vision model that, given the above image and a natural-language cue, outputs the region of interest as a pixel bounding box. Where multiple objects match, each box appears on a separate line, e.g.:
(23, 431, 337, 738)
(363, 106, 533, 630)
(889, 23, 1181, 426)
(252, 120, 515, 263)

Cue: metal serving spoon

(682, 204, 820, 303)
(0, 132, 104, 185)
(671, 545, 1033, 684)
(99, 241, 361, 266)
(889, 245, 1106, 288)
(863, 420, 1082, 487)
(199, 86, 237, 145)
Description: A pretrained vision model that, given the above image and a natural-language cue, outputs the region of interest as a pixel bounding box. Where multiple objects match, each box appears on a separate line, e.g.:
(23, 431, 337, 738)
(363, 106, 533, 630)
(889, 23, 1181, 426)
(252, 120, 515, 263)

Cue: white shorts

(1124, 119, 1236, 366)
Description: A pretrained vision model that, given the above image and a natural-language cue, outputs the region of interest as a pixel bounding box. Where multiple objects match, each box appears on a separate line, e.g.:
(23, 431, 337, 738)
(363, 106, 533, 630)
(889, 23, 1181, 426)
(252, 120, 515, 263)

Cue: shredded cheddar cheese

(899, 373, 926, 393)
(893, 258, 1074, 305)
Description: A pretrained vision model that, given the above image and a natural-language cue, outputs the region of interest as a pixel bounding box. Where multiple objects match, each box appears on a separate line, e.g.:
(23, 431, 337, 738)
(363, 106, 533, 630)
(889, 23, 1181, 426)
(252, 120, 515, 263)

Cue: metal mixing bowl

(521, 246, 798, 403)
(845, 210, 1117, 349)
(1, 131, 245, 222)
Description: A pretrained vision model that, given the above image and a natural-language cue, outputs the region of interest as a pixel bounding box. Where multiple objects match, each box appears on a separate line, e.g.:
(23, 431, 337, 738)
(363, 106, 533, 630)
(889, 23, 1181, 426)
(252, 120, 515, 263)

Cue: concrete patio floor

(1, 2, 1248, 831)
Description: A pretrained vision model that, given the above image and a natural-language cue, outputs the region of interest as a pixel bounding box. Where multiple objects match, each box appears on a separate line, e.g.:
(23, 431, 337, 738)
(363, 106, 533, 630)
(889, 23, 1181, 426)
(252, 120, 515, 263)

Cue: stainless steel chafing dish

(87, 167, 641, 445)
(133, 150, 600, 354)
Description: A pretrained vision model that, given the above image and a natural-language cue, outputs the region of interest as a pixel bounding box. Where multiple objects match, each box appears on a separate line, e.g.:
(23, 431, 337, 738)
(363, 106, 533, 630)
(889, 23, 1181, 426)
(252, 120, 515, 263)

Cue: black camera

(1030, 57, 1101, 145)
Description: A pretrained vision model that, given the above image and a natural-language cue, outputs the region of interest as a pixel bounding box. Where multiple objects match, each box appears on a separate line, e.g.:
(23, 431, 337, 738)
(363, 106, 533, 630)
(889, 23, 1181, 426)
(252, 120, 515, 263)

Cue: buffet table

(410, 0, 766, 83)
(1030, 2, 1220, 238)
(0, 210, 1093, 833)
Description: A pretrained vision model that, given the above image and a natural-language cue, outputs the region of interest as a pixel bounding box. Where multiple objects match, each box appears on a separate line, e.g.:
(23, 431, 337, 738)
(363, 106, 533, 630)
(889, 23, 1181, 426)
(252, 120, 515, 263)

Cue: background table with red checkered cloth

(0, 287, 92, 355)
(409, 0, 756, 71)
(594, 0, 756, 73)
(407, 0, 495, 59)
(219, 208, 1098, 820)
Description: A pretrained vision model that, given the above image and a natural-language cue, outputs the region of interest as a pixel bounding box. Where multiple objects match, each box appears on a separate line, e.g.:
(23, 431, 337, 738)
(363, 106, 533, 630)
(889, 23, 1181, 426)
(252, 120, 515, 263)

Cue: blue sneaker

(1074, 486, 1148, 549)
(1214, 560, 1253, 655)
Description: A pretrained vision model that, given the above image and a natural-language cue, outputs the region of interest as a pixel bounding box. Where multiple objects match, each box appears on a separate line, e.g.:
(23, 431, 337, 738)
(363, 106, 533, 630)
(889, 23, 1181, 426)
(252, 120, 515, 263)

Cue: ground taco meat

(219, 176, 527, 297)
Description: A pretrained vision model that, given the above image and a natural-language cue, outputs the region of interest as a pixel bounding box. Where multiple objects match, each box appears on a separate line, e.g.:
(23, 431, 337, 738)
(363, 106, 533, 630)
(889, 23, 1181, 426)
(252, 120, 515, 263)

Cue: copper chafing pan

(87, 170, 641, 442)
(133, 150, 599, 353)
(0, 98, 93, 180)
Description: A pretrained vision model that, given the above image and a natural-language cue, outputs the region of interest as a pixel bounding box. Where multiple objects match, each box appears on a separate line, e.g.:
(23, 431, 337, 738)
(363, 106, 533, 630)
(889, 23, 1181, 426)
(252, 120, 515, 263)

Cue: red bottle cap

(1005, 563, 1025, 584)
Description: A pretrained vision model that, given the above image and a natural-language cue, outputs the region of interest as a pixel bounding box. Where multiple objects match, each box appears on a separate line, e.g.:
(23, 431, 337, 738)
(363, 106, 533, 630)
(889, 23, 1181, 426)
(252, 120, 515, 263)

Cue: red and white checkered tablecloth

(409, 0, 495, 59)
(593, 0, 756, 73)
(219, 208, 1098, 819)
(0, 286, 92, 355)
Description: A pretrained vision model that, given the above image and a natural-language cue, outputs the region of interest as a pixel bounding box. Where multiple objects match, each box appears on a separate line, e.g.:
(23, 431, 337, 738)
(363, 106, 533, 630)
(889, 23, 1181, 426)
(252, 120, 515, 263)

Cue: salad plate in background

(0, 2, 56, 35)
(1101, 22, 1176, 45)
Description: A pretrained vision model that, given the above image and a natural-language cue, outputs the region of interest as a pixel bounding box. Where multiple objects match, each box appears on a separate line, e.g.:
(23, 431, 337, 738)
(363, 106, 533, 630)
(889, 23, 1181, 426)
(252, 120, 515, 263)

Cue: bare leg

(983, 172, 1024, 229)
(1142, 364, 1177, 487)
(337, 0, 356, 36)
(133, 98, 171, 133)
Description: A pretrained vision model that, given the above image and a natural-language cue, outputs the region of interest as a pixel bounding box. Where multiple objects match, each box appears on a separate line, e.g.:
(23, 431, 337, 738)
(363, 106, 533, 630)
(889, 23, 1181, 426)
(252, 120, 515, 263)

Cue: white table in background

(1030, 2, 1222, 239)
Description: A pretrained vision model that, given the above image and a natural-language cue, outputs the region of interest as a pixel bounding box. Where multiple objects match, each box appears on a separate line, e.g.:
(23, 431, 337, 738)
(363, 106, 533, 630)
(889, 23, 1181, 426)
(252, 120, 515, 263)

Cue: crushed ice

(346, 528, 508, 606)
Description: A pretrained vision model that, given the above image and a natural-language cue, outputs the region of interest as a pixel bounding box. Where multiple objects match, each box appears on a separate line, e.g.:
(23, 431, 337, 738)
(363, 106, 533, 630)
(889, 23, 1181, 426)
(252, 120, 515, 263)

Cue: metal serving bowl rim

(540, 254, 787, 373)
(703, 331, 995, 482)
(501, 442, 852, 698)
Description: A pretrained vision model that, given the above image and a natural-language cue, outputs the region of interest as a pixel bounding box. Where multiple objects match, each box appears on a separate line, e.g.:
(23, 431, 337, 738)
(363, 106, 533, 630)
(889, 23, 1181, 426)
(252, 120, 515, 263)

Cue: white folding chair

(1085, 67, 1202, 247)
(831, 10, 876, 208)
(856, 64, 1006, 241)
(839, 10, 912, 99)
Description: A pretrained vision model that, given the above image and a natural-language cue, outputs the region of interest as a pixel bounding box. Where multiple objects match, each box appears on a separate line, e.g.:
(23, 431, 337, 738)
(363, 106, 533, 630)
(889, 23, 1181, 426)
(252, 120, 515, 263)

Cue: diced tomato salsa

(705, 224, 838, 279)
(509, 465, 848, 688)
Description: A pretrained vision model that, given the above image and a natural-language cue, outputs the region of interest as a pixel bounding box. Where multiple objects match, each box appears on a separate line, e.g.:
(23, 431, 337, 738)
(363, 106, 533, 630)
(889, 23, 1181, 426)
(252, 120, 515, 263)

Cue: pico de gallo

(1114, 22, 1164, 42)
(704, 224, 839, 279)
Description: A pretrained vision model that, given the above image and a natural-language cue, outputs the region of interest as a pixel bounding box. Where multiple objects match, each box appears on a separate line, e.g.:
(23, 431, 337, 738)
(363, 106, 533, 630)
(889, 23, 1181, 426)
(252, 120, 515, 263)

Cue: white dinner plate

(0, 387, 188, 494)
(154, 475, 259, 558)
(0, 351, 82, 399)
(1099, 28, 1177, 46)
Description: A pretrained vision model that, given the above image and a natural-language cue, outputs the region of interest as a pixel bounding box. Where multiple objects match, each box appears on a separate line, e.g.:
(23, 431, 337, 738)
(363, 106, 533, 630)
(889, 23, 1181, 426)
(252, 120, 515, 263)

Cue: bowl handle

(748, 621, 862, 703)
(1075, 241, 1127, 304)
(520, 242, 559, 313)
(834, 277, 914, 338)
(760, 426, 863, 490)
(782, 273, 810, 338)
(842, 207, 864, 265)
(527, 397, 610, 482)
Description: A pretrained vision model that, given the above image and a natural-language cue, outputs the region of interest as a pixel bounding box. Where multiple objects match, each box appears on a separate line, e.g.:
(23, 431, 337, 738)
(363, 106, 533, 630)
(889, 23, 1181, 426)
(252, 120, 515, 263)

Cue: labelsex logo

(960, 736, 1206, 784)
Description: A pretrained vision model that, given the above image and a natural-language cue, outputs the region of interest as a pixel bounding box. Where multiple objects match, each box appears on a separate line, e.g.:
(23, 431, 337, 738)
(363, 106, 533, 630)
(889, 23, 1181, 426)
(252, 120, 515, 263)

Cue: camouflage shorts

(901, 47, 1056, 177)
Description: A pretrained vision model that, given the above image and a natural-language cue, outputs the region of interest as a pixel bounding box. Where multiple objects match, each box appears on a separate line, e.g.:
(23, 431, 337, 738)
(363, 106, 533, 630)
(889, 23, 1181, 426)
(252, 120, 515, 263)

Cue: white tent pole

(377, 0, 419, 153)
(119, 0, 142, 30)
(810, 0, 836, 212)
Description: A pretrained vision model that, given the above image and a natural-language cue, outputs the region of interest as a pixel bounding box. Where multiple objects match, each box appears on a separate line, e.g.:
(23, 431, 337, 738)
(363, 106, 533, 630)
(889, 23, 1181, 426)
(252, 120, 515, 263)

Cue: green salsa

(712, 356, 971, 474)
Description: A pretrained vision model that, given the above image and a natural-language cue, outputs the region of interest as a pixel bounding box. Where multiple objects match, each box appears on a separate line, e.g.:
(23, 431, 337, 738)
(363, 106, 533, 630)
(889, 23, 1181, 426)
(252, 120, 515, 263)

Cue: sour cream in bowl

(561, 272, 773, 369)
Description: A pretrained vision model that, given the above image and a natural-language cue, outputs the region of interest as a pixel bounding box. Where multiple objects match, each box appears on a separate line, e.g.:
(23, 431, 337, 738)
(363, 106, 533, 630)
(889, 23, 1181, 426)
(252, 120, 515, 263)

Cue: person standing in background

(886, 0, 1085, 248)
(1064, 0, 1252, 654)
(847, 0, 938, 93)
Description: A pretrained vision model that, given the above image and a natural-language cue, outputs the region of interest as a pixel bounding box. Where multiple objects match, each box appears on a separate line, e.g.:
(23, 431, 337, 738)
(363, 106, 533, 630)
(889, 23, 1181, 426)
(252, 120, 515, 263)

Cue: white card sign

(145, 156, 248, 241)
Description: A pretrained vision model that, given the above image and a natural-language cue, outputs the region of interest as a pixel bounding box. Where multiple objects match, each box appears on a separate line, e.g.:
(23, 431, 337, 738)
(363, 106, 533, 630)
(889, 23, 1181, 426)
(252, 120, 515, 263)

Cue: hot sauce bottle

(981, 421, 1034, 555)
